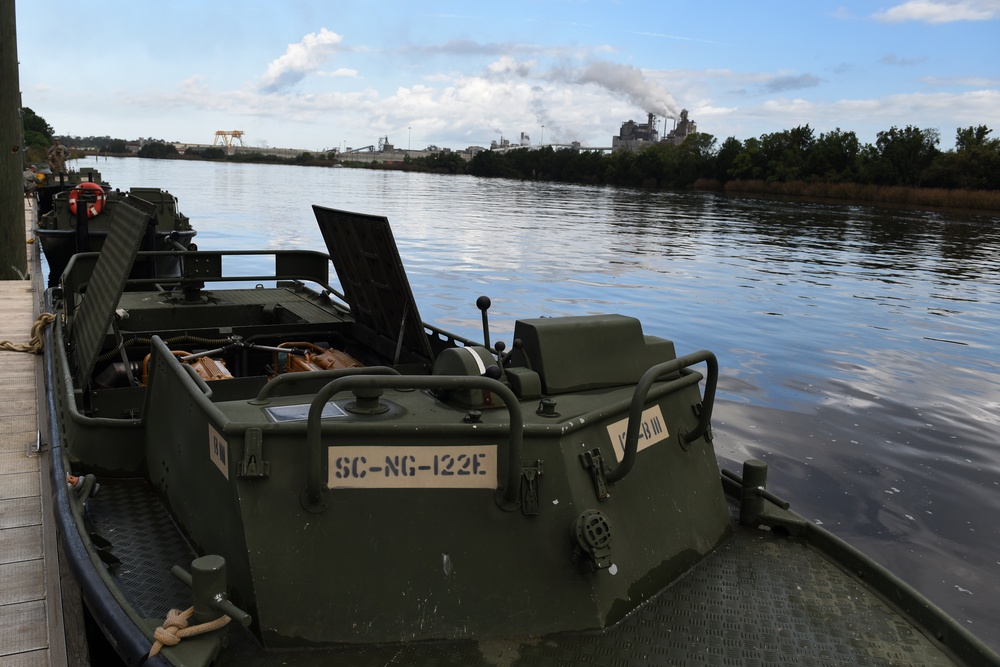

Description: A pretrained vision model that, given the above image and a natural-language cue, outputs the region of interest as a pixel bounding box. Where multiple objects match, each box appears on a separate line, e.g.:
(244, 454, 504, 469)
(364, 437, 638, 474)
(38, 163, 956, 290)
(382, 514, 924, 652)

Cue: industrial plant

(611, 109, 697, 153)
(180, 110, 699, 162)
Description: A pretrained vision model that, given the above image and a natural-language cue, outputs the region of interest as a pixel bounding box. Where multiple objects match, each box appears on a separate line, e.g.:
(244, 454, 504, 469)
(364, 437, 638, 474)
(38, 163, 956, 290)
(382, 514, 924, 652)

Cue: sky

(14, 0, 1000, 152)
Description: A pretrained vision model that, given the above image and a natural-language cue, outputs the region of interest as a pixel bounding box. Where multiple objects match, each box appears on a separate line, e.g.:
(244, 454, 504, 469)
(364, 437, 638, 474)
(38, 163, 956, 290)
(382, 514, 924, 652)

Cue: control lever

(476, 295, 492, 350)
(478, 296, 516, 371)
(499, 339, 523, 368)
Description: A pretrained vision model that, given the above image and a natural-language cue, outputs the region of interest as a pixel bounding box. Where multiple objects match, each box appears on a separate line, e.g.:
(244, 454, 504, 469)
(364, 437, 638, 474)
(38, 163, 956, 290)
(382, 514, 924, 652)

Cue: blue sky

(15, 0, 1000, 152)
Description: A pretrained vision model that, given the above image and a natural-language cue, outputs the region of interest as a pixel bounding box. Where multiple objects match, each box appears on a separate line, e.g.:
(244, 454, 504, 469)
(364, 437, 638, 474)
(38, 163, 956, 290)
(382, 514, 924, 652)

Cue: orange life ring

(68, 182, 106, 218)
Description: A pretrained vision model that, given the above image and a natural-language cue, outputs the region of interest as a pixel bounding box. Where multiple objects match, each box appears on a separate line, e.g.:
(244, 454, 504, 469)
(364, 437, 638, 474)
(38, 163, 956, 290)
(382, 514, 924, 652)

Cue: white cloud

(258, 28, 344, 93)
(487, 56, 535, 77)
(320, 68, 360, 78)
(755, 90, 1000, 136)
(761, 73, 822, 94)
(760, 98, 816, 113)
(873, 0, 1000, 24)
(921, 75, 999, 86)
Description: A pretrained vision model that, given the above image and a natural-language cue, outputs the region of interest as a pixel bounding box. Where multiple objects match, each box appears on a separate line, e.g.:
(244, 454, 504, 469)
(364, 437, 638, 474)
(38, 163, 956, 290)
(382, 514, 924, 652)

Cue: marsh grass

(706, 179, 1000, 213)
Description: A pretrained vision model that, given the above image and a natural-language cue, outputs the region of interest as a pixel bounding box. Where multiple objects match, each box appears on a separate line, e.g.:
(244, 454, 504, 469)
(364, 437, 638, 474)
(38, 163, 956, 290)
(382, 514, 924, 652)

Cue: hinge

(579, 449, 609, 501)
(237, 428, 270, 479)
(520, 460, 543, 515)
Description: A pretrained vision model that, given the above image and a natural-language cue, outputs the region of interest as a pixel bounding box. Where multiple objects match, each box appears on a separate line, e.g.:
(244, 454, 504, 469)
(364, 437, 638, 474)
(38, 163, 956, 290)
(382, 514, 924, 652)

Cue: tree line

(21, 107, 161, 160)
(468, 124, 999, 192)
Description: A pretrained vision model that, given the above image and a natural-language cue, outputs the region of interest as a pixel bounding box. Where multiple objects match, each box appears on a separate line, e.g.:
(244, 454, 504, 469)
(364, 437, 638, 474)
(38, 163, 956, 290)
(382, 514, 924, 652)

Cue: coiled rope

(149, 606, 232, 657)
(0, 313, 56, 354)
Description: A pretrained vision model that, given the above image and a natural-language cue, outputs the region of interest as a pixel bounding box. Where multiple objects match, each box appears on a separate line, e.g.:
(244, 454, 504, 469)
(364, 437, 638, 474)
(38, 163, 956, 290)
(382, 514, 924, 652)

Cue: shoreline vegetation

(49, 148, 1000, 215)
(705, 178, 1000, 214)
(119, 149, 1000, 215)
(22, 105, 1000, 215)
(152, 149, 1000, 215)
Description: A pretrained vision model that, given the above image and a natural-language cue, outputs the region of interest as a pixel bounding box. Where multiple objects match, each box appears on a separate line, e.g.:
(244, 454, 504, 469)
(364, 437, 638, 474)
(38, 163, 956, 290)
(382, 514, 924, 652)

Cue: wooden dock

(0, 199, 69, 666)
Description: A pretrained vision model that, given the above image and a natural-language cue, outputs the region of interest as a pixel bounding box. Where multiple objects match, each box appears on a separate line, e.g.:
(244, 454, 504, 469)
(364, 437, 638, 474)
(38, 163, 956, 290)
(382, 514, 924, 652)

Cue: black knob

(476, 296, 491, 312)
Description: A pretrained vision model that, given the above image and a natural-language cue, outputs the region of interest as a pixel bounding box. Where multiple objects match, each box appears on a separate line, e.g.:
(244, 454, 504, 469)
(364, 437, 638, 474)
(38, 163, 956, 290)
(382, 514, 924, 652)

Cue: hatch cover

(312, 206, 434, 364)
(69, 201, 151, 386)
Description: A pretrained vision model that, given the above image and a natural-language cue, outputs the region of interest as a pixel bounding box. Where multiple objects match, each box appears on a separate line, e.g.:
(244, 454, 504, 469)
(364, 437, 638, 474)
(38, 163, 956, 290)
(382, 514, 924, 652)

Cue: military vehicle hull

(35, 183, 196, 286)
(33, 166, 106, 216)
(43, 203, 1000, 666)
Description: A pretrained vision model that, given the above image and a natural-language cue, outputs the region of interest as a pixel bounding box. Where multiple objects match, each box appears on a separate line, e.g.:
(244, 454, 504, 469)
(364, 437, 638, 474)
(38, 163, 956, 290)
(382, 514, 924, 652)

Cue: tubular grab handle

(604, 350, 718, 484)
(252, 366, 400, 404)
(181, 363, 214, 399)
(304, 375, 523, 510)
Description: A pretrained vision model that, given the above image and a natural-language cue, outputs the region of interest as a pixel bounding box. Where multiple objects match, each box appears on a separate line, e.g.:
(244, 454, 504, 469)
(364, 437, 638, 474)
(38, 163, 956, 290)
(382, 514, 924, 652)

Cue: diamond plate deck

(83, 477, 961, 667)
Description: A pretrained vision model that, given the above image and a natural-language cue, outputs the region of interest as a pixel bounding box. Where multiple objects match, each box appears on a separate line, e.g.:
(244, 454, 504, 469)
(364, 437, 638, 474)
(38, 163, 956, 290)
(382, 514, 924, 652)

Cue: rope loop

(0, 313, 56, 354)
(148, 606, 232, 657)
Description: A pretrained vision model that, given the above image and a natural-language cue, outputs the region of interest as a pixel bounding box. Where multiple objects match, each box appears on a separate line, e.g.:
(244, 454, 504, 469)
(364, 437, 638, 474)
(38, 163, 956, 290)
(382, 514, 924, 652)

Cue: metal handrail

(250, 366, 400, 404)
(181, 363, 214, 399)
(60, 248, 348, 312)
(304, 375, 523, 511)
(604, 350, 718, 483)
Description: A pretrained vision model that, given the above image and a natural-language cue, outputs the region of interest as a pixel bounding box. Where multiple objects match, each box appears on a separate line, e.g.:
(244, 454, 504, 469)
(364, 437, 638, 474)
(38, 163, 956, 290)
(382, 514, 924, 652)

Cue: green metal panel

(139, 331, 729, 646)
(68, 200, 150, 386)
(511, 315, 676, 394)
(313, 205, 434, 365)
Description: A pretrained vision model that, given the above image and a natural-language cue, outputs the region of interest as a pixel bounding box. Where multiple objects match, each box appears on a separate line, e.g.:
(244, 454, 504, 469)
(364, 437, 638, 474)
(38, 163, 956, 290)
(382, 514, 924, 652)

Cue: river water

(76, 156, 1000, 652)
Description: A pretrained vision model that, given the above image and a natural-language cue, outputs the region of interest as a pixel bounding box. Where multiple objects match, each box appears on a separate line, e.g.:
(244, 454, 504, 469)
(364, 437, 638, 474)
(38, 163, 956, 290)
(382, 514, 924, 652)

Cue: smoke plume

(574, 62, 679, 120)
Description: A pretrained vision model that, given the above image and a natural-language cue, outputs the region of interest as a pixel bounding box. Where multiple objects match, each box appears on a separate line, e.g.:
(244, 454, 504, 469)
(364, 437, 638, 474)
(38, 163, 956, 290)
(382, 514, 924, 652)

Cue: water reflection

(84, 157, 1000, 651)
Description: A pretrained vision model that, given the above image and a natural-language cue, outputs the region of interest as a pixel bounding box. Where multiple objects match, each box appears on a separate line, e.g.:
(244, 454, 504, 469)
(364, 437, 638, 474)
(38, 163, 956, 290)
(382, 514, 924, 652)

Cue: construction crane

(213, 131, 245, 147)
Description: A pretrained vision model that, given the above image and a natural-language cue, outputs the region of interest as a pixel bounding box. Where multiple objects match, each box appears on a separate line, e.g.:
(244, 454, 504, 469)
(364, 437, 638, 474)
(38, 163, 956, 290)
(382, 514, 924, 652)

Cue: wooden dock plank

(0, 525, 44, 565)
(0, 599, 49, 658)
(0, 451, 39, 474)
(0, 199, 57, 666)
(0, 558, 45, 604)
(0, 472, 39, 500)
(0, 437, 36, 455)
(0, 399, 40, 417)
(0, 414, 37, 433)
(0, 496, 41, 529)
(0, 650, 51, 667)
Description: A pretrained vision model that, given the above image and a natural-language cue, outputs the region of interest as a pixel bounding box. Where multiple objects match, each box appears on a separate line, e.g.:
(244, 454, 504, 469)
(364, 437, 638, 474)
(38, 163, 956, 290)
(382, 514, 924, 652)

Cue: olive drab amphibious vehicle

(35, 177, 196, 286)
(33, 166, 106, 216)
(43, 199, 1000, 667)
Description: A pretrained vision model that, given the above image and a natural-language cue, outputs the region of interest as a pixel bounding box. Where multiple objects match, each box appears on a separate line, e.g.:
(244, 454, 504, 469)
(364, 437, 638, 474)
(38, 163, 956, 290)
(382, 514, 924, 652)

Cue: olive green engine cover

(511, 315, 676, 394)
(143, 335, 730, 647)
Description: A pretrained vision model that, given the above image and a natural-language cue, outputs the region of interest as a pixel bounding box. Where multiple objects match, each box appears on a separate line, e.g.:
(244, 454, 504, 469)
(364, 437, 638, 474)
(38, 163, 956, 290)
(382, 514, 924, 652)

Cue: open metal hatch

(312, 206, 434, 365)
(67, 201, 151, 387)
